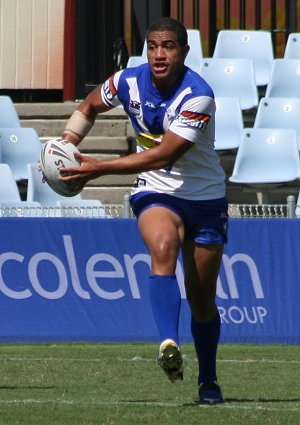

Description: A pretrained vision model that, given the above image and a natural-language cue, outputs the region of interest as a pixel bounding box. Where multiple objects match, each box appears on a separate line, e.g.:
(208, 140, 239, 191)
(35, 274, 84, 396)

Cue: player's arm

(59, 130, 193, 183)
(62, 84, 112, 145)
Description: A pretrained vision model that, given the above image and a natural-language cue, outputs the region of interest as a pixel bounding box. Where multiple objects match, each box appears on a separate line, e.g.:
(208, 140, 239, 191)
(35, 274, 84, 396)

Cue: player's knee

(149, 234, 179, 261)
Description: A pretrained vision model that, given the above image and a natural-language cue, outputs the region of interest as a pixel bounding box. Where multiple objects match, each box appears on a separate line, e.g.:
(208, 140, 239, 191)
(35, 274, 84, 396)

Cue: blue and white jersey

(101, 63, 225, 200)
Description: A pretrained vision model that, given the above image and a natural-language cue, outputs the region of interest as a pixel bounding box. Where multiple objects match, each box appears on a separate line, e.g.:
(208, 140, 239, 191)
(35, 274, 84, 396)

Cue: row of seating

(216, 96, 300, 203)
(141, 29, 275, 86)
(215, 96, 300, 151)
(129, 30, 300, 111)
(141, 29, 300, 83)
(128, 55, 300, 111)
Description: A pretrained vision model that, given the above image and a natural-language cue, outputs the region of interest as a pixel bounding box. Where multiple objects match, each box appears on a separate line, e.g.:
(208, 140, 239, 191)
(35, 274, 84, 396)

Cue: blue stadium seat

(253, 97, 300, 150)
(229, 128, 300, 203)
(200, 58, 258, 110)
(184, 29, 203, 72)
(214, 97, 244, 150)
(0, 96, 21, 128)
(126, 56, 147, 68)
(284, 33, 300, 59)
(213, 29, 274, 86)
(0, 127, 42, 181)
(0, 163, 21, 201)
(0, 163, 43, 216)
(265, 59, 300, 98)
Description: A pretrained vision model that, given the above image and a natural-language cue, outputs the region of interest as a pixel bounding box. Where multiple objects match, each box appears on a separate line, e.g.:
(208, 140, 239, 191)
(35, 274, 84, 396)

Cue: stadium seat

(26, 163, 82, 208)
(253, 97, 300, 150)
(284, 33, 300, 59)
(184, 29, 203, 72)
(142, 29, 203, 73)
(0, 163, 22, 201)
(212, 30, 274, 86)
(229, 128, 300, 203)
(214, 97, 244, 150)
(265, 59, 300, 98)
(0, 169, 44, 215)
(199, 58, 258, 110)
(0, 127, 42, 181)
(126, 56, 147, 68)
(0, 96, 21, 128)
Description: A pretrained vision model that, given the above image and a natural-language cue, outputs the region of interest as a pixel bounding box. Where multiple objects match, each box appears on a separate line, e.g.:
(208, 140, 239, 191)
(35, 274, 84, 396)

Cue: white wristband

(64, 110, 93, 139)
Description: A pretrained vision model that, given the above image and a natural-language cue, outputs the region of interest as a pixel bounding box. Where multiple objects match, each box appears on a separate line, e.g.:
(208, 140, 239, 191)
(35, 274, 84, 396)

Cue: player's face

(146, 30, 189, 90)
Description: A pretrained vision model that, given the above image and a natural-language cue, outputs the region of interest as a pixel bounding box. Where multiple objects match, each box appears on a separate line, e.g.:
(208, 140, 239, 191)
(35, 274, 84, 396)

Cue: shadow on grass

(122, 397, 300, 407)
(0, 385, 56, 390)
(224, 397, 300, 403)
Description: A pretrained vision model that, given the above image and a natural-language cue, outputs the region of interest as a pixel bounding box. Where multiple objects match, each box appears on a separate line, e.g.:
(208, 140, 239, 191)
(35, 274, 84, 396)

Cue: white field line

(0, 355, 299, 364)
(0, 398, 298, 412)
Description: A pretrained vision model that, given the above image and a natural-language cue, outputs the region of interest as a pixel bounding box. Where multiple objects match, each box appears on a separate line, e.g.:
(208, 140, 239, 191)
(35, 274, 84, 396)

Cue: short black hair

(146, 17, 188, 47)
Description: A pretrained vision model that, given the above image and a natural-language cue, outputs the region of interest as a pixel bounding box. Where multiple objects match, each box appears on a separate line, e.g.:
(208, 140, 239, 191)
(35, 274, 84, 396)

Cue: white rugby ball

(39, 139, 81, 197)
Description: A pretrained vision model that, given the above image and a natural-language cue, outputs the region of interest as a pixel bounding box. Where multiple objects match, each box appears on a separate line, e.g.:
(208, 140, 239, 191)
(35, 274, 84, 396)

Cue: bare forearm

(62, 85, 111, 145)
(95, 148, 172, 176)
(60, 130, 193, 184)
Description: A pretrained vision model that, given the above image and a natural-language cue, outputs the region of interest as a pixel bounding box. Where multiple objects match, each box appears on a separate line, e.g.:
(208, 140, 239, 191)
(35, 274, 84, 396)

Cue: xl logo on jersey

(145, 100, 155, 108)
(176, 111, 211, 131)
(129, 100, 141, 117)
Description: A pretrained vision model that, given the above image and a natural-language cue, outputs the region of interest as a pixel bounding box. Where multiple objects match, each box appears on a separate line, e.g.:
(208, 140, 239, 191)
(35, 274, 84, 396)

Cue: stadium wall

(0, 218, 299, 344)
(0, 0, 65, 90)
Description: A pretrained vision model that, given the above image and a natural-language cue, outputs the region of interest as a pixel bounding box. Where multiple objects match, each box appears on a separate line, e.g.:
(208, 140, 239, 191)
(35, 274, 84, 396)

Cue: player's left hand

(59, 153, 103, 184)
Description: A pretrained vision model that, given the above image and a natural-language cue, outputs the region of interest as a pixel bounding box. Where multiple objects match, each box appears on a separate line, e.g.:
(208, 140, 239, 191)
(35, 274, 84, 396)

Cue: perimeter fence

(0, 195, 298, 219)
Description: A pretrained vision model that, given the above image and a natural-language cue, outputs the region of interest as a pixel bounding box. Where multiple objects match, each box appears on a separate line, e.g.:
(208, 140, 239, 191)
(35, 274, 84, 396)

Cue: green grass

(0, 343, 298, 425)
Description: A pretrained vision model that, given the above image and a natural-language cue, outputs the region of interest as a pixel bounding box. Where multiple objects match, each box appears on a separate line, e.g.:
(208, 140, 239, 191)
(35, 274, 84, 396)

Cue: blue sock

(148, 274, 181, 344)
(191, 312, 221, 385)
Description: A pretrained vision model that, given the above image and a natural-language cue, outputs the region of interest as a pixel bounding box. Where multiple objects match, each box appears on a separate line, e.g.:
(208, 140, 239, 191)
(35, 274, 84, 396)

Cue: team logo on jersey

(176, 111, 211, 131)
(129, 100, 141, 117)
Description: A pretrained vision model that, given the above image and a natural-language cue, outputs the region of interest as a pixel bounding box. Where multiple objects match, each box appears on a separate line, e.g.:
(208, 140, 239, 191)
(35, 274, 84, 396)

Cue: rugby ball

(39, 139, 81, 197)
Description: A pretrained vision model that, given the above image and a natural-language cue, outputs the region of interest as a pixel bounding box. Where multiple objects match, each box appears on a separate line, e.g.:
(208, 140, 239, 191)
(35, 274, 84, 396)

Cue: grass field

(0, 343, 299, 425)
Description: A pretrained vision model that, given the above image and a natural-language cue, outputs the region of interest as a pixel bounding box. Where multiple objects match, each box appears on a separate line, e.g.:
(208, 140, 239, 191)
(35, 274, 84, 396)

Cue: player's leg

(138, 206, 184, 342)
(182, 240, 224, 403)
(138, 206, 185, 381)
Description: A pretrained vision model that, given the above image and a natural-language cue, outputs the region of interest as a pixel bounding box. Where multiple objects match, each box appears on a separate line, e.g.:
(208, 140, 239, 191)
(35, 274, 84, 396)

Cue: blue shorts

(130, 191, 228, 244)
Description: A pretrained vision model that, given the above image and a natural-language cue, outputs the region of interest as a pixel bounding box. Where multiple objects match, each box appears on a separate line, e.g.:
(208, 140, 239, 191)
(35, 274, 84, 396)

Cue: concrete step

(20, 118, 131, 138)
(15, 103, 127, 119)
(86, 173, 137, 187)
(82, 186, 132, 204)
(41, 136, 134, 155)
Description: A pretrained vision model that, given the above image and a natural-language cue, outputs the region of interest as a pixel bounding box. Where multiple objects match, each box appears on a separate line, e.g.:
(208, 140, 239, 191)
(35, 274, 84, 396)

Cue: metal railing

(228, 197, 295, 219)
(0, 195, 298, 219)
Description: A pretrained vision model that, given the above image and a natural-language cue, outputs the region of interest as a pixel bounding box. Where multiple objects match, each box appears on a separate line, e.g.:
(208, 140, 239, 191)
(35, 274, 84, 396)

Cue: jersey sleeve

(101, 70, 123, 107)
(169, 95, 215, 143)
